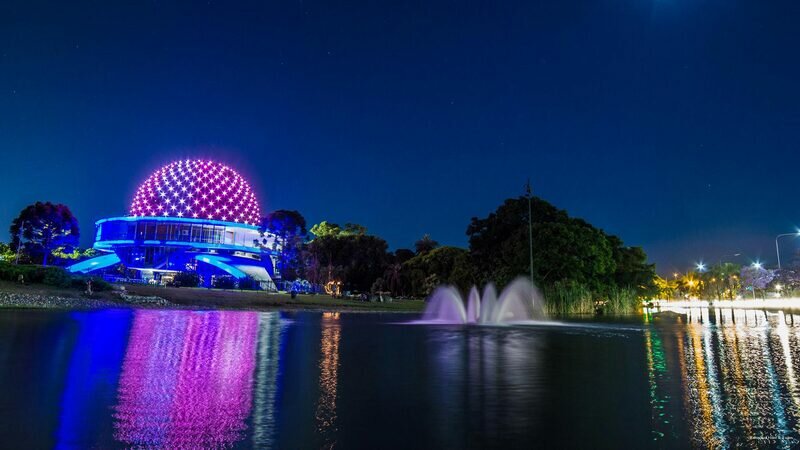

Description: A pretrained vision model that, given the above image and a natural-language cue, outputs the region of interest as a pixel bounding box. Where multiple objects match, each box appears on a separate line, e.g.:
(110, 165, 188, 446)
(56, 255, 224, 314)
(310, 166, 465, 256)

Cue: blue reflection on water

(55, 310, 132, 449)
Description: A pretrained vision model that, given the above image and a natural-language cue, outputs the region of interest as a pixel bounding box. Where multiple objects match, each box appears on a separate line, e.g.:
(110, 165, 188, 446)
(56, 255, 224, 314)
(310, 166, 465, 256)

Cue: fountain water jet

(466, 287, 480, 323)
(420, 285, 467, 323)
(420, 277, 546, 325)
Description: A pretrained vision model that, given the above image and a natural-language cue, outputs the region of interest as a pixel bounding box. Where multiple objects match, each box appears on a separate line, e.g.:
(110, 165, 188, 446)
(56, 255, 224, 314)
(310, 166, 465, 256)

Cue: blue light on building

(68, 159, 280, 289)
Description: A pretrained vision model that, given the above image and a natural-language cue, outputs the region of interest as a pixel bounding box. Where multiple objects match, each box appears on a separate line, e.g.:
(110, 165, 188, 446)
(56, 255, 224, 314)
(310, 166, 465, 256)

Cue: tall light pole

(750, 261, 762, 300)
(775, 232, 800, 270)
(526, 179, 534, 287)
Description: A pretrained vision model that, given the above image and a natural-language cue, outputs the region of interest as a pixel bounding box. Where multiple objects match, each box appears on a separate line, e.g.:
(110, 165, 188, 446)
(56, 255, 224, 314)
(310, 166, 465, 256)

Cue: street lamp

(752, 261, 763, 270)
(525, 180, 533, 287)
(775, 231, 800, 270)
(696, 262, 706, 272)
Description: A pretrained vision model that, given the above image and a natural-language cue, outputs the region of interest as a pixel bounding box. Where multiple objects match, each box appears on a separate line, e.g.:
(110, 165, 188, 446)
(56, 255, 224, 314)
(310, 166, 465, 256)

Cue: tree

(654, 276, 677, 299)
(740, 266, 775, 298)
(465, 195, 656, 303)
(10, 202, 80, 266)
(607, 236, 657, 297)
(696, 262, 743, 300)
(414, 234, 439, 255)
(342, 223, 367, 237)
(310, 221, 342, 238)
(466, 196, 568, 287)
(678, 272, 702, 299)
(402, 246, 473, 296)
(0, 243, 14, 262)
(773, 268, 800, 296)
(383, 262, 402, 295)
(309, 221, 346, 282)
(260, 210, 307, 280)
(467, 196, 619, 289)
(307, 221, 390, 291)
(393, 248, 415, 264)
(49, 246, 98, 266)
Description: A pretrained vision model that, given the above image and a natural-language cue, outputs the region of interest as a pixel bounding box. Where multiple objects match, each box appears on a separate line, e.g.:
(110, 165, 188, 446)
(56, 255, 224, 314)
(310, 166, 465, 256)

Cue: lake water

(1, 308, 800, 448)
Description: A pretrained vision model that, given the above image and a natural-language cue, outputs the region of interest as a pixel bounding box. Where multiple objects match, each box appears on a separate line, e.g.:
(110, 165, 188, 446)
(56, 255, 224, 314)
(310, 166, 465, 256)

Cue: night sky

(1, 1, 799, 274)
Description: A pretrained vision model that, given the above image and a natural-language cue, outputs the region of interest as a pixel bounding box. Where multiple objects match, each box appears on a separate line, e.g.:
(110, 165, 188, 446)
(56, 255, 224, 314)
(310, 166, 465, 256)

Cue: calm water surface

(1, 308, 800, 448)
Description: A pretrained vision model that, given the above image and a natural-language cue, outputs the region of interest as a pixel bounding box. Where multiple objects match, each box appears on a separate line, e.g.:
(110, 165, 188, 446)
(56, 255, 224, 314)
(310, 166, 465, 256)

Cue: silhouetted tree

(260, 210, 307, 280)
(10, 202, 80, 266)
(393, 248, 415, 264)
(401, 246, 474, 296)
(307, 221, 389, 291)
(414, 234, 439, 255)
(466, 196, 653, 296)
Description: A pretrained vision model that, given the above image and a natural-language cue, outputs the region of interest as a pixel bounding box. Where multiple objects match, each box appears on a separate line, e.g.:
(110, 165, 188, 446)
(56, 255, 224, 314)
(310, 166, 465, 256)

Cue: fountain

(420, 277, 546, 325)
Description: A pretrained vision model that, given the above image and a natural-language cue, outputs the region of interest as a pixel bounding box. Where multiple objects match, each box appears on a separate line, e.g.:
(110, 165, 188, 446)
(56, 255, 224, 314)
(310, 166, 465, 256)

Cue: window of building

(180, 224, 191, 240)
(144, 222, 156, 240)
(156, 224, 169, 240)
(191, 225, 203, 242)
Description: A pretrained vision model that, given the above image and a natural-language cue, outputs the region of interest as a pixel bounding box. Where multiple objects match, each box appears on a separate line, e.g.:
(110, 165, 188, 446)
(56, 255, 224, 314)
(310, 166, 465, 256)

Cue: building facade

(68, 159, 280, 289)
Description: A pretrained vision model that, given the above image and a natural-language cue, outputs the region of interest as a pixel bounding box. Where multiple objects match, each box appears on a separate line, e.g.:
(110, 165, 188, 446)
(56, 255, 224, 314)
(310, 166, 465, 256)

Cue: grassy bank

(123, 284, 426, 312)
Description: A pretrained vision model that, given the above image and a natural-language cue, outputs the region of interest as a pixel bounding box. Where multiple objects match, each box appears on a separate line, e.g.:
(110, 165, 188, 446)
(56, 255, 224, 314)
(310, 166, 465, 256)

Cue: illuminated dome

(129, 159, 261, 225)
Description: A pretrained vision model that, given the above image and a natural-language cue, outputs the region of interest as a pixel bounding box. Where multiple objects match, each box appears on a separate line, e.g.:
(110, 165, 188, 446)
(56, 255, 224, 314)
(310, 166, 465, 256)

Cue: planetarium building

(68, 159, 279, 289)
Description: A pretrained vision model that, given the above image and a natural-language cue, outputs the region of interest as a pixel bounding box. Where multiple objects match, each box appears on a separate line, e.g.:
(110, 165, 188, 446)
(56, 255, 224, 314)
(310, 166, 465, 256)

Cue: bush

(0, 262, 22, 282)
(42, 267, 73, 288)
(173, 271, 201, 288)
(543, 281, 640, 315)
(88, 277, 112, 291)
(70, 276, 112, 292)
(238, 276, 260, 291)
(0, 261, 116, 292)
(0, 263, 46, 284)
(213, 275, 237, 290)
(71, 277, 88, 290)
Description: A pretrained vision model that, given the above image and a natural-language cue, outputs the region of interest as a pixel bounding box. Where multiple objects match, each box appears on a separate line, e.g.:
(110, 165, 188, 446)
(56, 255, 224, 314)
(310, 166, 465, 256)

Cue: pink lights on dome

(129, 159, 260, 225)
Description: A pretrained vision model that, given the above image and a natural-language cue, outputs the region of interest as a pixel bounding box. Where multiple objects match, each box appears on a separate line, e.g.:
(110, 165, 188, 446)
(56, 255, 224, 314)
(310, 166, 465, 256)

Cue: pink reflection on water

(113, 310, 259, 448)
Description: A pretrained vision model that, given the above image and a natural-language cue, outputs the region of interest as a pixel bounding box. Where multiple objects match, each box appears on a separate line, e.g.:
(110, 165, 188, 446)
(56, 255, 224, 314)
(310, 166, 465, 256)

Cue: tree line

(5, 197, 659, 310)
(263, 196, 658, 308)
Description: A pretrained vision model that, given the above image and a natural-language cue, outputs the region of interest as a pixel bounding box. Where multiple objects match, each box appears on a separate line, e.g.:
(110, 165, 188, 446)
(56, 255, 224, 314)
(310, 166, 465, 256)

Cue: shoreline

(0, 281, 426, 313)
(653, 299, 800, 313)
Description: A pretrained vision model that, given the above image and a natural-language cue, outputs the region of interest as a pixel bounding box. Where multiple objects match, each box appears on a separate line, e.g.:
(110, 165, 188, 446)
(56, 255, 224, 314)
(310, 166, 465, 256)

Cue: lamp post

(750, 261, 762, 300)
(526, 180, 534, 287)
(775, 232, 800, 270)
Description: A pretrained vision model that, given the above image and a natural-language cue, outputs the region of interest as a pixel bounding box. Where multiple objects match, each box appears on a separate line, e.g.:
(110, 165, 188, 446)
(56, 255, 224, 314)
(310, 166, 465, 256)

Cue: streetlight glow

(696, 262, 706, 272)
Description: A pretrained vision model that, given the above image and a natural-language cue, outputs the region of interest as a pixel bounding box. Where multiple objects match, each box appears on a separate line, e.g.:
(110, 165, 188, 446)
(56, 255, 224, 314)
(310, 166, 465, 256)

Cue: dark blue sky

(1, 1, 799, 273)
